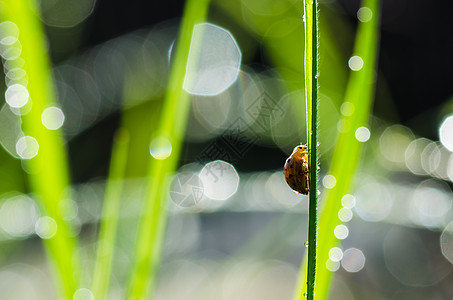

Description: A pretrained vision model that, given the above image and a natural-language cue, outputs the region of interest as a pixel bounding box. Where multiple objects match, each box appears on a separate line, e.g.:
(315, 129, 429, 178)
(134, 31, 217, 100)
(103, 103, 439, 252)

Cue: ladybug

(284, 144, 309, 194)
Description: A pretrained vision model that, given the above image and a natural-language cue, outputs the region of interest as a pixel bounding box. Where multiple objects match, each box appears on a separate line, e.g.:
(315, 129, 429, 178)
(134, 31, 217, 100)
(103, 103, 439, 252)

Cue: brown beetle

(283, 144, 309, 195)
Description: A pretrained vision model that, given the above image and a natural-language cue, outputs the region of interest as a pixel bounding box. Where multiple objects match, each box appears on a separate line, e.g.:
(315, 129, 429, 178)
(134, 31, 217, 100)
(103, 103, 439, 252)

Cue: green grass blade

(303, 0, 319, 299)
(125, 0, 211, 299)
(92, 129, 129, 300)
(294, 0, 380, 299)
(0, 0, 80, 298)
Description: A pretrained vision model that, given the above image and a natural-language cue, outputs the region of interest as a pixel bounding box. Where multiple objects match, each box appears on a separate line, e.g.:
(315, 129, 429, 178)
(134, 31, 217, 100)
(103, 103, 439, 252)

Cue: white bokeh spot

(183, 23, 241, 96)
(199, 160, 239, 201)
(35, 216, 57, 239)
(16, 136, 39, 159)
(440, 116, 453, 151)
(5, 84, 29, 108)
(355, 126, 370, 142)
(149, 136, 172, 160)
(348, 56, 363, 71)
(41, 106, 65, 130)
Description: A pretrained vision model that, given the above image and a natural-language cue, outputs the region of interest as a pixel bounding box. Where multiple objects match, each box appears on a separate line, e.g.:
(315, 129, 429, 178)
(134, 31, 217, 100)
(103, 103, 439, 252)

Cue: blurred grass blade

(303, 0, 319, 299)
(92, 129, 129, 300)
(126, 0, 211, 299)
(0, 0, 80, 298)
(293, 0, 380, 299)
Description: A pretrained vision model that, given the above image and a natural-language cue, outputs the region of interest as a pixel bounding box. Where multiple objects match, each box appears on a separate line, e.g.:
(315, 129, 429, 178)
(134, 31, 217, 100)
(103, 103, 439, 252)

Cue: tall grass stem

(92, 129, 129, 300)
(303, 0, 319, 299)
(125, 0, 210, 299)
(0, 0, 80, 298)
(293, 0, 379, 299)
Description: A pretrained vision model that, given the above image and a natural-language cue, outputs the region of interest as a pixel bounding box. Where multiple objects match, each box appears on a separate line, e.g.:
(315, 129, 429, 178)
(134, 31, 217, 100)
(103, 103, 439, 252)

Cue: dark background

(43, 0, 453, 177)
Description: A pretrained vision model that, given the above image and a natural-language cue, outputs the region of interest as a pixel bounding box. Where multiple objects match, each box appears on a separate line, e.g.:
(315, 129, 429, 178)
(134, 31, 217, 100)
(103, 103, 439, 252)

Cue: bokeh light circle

(183, 23, 241, 96)
(149, 136, 172, 160)
(410, 179, 451, 228)
(338, 208, 353, 222)
(73, 288, 94, 300)
(384, 226, 451, 286)
(326, 259, 340, 272)
(355, 181, 392, 222)
(41, 106, 65, 130)
(348, 56, 363, 71)
(0, 21, 19, 45)
(379, 125, 414, 164)
(440, 221, 453, 264)
(355, 126, 370, 142)
(341, 248, 365, 272)
(5, 84, 29, 108)
(340, 102, 354, 116)
(35, 216, 57, 239)
(16, 136, 39, 159)
(334, 224, 349, 240)
(329, 247, 343, 262)
(357, 7, 373, 22)
(0, 194, 38, 238)
(439, 115, 453, 151)
(199, 160, 239, 201)
(322, 175, 336, 189)
(341, 194, 356, 209)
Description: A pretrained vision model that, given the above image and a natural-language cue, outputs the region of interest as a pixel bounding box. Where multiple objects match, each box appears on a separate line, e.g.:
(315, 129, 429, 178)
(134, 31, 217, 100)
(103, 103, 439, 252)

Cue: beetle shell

(283, 144, 309, 195)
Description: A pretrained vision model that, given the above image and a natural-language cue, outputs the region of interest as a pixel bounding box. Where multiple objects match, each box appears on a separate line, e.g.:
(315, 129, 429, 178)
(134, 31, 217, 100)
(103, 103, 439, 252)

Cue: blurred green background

(1, 0, 453, 299)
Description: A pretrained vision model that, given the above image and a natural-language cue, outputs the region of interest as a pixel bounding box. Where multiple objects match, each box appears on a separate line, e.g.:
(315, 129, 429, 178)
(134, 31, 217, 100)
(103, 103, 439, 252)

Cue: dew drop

(302, 15, 306, 22)
(304, 292, 308, 297)
(304, 241, 309, 247)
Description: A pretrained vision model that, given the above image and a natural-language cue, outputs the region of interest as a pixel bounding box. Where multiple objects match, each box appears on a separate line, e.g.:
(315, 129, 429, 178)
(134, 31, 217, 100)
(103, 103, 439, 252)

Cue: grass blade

(294, 0, 380, 299)
(92, 129, 129, 300)
(125, 0, 211, 299)
(303, 0, 319, 299)
(0, 0, 80, 298)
